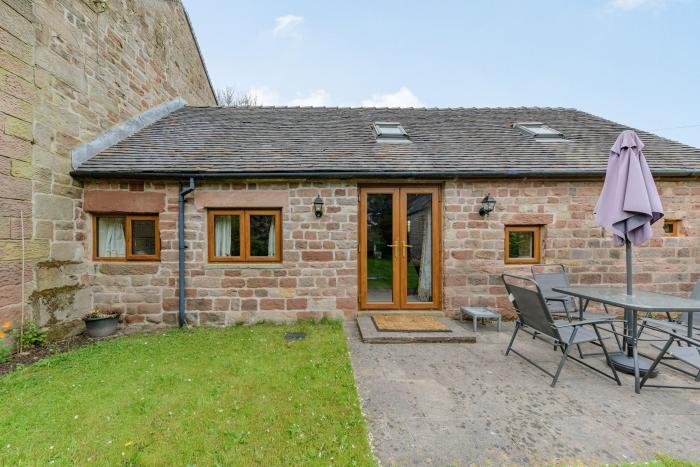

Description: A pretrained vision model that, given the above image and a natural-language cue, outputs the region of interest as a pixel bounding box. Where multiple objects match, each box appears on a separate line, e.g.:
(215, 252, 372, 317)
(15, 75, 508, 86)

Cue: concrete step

(356, 316, 477, 344)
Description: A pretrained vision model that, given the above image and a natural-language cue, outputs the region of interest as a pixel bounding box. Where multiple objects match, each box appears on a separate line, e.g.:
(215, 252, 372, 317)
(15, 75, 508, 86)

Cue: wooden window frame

(504, 225, 541, 265)
(663, 219, 680, 237)
(207, 209, 282, 263)
(93, 214, 160, 262)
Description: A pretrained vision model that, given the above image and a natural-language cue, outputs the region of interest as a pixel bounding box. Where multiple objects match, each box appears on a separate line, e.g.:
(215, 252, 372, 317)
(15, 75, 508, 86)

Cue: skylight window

(373, 122, 410, 143)
(512, 122, 566, 142)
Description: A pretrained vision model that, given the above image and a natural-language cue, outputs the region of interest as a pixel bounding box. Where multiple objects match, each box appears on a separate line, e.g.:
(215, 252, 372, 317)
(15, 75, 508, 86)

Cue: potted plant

(83, 309, 120, 338)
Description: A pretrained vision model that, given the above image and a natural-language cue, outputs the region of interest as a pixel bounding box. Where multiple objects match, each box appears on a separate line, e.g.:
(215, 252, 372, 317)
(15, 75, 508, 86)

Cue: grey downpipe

(178, 177, 196, 327)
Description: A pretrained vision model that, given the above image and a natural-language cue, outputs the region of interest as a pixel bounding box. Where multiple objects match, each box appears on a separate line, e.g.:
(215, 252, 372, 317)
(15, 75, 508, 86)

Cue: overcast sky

(183, 0, 700, 148)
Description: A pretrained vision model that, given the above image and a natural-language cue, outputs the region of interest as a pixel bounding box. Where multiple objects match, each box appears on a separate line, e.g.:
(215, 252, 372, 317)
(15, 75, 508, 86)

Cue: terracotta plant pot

(83, 315, 119, 338)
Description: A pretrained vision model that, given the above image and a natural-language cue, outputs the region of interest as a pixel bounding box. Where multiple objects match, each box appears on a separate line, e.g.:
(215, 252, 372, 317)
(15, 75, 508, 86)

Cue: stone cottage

(0, 0, 216, 335)
(67, 106, 700, 327)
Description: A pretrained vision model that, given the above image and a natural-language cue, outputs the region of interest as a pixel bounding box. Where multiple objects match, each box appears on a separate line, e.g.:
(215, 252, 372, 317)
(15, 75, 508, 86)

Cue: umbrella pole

(624, 239, 633, 356)
(609, 238, 657, 381)
(626, 239, 633, 295)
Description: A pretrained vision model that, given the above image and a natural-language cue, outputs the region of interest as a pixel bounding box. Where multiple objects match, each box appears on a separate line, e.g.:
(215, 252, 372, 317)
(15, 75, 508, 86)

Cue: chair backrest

(531, 264, 569, 299)
(678, 279, 700, 323)
(502, 273, 560, 341)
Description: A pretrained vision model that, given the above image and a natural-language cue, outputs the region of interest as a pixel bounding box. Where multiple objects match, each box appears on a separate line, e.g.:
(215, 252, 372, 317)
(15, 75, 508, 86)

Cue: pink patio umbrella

(595, 129, 664, 293)
(594, 129, 664, 373)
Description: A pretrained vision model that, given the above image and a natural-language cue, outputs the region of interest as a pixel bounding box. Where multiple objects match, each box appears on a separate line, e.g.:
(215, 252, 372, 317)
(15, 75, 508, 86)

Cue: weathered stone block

(0, 238, 49, 260)
(10, 159, 31, 178)
(33, 193, 73, 220)
(97, 263, 160, 275)
(35, 47, 86, 93)
(0, 1, 35, 44)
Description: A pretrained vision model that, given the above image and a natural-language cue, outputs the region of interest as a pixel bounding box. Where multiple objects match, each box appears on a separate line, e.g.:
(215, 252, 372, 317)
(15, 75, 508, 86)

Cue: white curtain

(417, 212, 432, 301)
(98, 217, 125, 257)
(267, 221, 276, 256)
(215, 216, 232, 256)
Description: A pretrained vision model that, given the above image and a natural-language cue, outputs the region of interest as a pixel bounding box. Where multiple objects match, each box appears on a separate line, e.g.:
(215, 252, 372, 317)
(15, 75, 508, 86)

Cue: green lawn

(0, 321, 374, 466)
(620, 456, 699, 467)
(367, 257, 419, 289)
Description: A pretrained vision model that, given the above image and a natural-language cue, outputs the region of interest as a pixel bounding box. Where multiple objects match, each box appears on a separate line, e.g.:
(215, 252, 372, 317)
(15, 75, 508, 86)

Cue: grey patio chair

(502, 273, 622, 388)
(531, 264, 611, 321)
(640, 279, 700, 337)
(640, 324, 700, 390)
(531, 264, 622, 354)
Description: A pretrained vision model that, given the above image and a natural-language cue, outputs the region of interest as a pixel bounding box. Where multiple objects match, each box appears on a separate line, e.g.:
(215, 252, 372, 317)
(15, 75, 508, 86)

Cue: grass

(620, 455, 700, 467)
(367, 257, 419, 289)
(616, 455, 699, 467)
(0, 321, 375, 465)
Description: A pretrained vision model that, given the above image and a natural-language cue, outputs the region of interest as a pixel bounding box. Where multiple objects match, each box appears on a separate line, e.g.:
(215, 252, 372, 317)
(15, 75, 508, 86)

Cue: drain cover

(284, 332, 306, 341)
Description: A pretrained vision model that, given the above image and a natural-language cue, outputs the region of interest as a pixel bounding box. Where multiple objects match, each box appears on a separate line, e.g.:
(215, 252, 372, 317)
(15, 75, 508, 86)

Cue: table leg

(632, 310, 641, 394)
(689, 312, 694, 339)
(633, 340, 641, 394)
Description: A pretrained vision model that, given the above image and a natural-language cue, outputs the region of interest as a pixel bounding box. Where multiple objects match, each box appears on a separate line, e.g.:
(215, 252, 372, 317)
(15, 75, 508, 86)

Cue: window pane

(97, 217, 126, 258)
(509, 231, 534, 258)
(249, 215, 276, 257)
(214, 215, 241, 256)
(131, 219, 157, 256)
(663, 222, 675, 234)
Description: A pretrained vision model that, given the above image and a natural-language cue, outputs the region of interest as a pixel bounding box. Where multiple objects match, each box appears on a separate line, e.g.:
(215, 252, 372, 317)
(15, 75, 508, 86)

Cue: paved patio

(345, 320, 700, 465)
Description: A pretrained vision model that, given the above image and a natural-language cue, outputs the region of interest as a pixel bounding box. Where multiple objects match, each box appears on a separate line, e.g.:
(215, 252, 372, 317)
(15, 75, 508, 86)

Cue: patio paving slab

(345, 320, 700, 465)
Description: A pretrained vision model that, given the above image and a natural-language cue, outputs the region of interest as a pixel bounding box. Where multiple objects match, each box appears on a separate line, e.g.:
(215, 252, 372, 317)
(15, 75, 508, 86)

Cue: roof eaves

(69, 168, 700, 180)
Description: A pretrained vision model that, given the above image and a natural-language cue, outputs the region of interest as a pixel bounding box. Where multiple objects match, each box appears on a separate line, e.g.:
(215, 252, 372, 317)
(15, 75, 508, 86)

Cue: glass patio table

(552, 286, 700, 393)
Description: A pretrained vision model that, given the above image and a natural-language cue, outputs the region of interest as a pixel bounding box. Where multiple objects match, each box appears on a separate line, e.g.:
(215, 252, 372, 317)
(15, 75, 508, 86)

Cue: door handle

(388, 243, 400, 259)
(402, 241, 413, 257)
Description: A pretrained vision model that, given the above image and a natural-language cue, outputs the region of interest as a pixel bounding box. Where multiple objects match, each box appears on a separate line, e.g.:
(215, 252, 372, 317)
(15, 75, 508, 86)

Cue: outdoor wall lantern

(313, 195, 324, 218)
(479, 194, 496, 216)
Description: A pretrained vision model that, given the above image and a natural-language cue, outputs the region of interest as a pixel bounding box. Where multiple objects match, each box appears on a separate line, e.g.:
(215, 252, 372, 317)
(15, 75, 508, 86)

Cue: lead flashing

(71, 98, 187, 169)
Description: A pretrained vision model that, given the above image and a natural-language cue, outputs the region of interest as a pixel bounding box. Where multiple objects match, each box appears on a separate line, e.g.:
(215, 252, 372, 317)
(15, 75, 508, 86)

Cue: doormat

(371, 315, 451, 332)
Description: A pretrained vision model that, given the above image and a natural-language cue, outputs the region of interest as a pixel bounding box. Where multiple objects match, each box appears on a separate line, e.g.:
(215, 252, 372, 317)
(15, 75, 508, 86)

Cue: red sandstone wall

(443, 179, 700, 318)
(81, 178, 700, 325)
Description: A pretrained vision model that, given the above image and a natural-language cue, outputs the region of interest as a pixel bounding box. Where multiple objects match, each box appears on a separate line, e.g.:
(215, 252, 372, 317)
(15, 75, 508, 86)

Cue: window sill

(204, 263, 284, 270)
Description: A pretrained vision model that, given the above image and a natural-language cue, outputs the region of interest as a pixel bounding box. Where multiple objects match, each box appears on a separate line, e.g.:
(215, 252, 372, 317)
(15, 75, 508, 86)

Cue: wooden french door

(359, 186, 441, 310)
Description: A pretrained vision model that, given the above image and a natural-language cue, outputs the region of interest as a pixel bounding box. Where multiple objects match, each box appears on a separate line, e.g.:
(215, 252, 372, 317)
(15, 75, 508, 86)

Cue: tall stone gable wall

(0, 0, 216, 335)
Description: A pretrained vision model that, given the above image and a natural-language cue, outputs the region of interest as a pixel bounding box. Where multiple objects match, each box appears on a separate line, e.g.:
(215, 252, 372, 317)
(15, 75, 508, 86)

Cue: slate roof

(72, 106, 700, 178)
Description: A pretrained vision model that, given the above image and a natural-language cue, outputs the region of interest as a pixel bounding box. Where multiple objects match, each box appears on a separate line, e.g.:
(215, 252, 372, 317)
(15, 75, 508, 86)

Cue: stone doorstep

(356, 316, 477, 344)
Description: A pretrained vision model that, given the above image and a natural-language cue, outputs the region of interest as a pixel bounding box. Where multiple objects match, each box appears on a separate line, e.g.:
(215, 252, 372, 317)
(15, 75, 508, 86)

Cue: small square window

(505, 226, 541, 264)
(663, 220, 680, 237)
(94, 214, 160, 261)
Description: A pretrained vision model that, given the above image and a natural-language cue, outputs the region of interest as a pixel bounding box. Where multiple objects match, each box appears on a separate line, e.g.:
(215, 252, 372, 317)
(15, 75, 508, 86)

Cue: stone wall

(443, 178, 700, 317)
(80, 178, 700, 325)
(84, 180, 358, 325)
(0, 0, 216, 334)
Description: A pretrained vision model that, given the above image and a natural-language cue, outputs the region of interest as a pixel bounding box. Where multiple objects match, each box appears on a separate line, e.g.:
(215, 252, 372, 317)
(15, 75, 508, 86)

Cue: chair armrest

(644, 323, 700, 347)
(554, 318, 625, 328)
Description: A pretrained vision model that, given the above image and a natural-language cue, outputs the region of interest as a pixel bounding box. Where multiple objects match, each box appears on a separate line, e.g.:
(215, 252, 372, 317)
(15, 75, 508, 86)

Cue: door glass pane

(249, 215, 276, 257)
(131, 219, 156, 256)
(214, 215, 241, 257)
(366, 194, 393, 303)
(406, 194, 432, 303)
